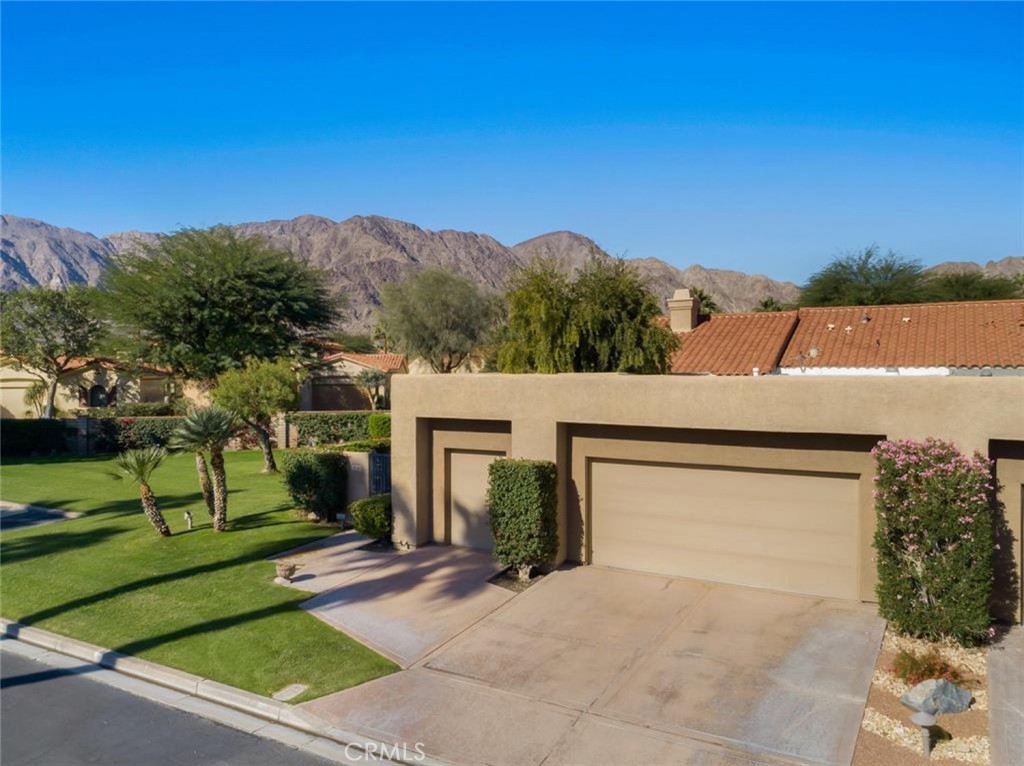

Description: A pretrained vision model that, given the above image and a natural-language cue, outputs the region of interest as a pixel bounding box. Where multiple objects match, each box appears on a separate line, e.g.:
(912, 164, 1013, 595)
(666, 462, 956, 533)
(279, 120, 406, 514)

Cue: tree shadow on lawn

(107, 601, 297, 657)
(0, 526, 127, 566)
(11, 530, 339, 627)
(0, 492, 209, 521)
(0, 493, 217, 565)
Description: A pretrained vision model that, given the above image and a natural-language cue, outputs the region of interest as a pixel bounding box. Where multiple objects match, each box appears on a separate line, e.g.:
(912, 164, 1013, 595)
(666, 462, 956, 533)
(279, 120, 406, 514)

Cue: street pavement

(1, 652, 332, 766)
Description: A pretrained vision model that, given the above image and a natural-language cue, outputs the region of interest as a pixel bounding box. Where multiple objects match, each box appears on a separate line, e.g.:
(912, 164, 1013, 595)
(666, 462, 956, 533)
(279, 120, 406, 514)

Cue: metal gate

(369, 452, 391, 495)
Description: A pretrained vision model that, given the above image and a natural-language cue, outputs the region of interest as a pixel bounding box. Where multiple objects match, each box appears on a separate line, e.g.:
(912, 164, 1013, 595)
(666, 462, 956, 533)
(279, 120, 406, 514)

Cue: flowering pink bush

(873, 438, 995, 645)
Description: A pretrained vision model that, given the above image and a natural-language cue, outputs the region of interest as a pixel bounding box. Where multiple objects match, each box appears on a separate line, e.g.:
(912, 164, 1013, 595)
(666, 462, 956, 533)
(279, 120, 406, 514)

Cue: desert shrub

(367, 413, 391, 439)
(873, 438, 995, 645)
(339, 438, 391, 454)
(281, 450, 347, 522)
(351, 493, 391, 540)
(0, 419, 72, 456)
(488, 459, 558, 581)
(93, 416, 185, 452)
(287, 412, 371, 446)
(891, 647, 964, 686)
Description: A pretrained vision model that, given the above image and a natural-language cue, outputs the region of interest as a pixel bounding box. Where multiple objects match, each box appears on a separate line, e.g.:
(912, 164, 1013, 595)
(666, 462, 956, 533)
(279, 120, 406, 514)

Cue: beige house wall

(0, 362, 175, 418)
(391, 375, 1024, 609)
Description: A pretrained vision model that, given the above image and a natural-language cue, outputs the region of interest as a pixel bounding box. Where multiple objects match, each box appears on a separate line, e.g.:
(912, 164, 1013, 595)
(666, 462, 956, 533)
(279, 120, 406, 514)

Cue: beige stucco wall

(0, 362, 174, 418)
(391, 374, 1024, 607)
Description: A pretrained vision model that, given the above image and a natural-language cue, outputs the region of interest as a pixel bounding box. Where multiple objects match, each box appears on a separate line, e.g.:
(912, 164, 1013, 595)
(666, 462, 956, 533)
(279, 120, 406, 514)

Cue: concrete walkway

(988, 627, 1024, 766)
(280, 538, 512, 667)
(303, 565, 885, 766)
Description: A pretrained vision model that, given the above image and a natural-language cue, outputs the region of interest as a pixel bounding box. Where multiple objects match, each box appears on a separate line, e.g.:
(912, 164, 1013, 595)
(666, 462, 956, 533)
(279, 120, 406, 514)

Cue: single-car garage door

(448, 451, 503, 550)
(590, 460, 860, 600)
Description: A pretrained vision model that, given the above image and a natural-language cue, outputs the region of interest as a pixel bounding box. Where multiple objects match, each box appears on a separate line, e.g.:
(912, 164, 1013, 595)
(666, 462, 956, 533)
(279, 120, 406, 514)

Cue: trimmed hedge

(0, 419, 72, 457)
(488, 459, 558, 581)
(368, 413, 391, 439)
(281, 450, 348, 522)
(351, 493, 391, 540)
(339, 438, 391, 454)
(93, 416, 186, 452)
(288, 412, 372, 446)
(873, 438, 995, 645)
(78, 402, 180, 418)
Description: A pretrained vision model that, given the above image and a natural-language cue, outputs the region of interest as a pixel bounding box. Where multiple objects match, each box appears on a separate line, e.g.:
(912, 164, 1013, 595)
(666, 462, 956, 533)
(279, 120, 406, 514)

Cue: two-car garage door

(579, 432, 874, 601)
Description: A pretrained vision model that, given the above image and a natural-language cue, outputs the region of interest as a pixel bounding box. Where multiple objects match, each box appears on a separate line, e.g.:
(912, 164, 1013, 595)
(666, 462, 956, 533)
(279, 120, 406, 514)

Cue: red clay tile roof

(782, 300, 1024, 370)
(59, 357, 171, 374)
(670, 311, 799, 375)
(323, 351, 407, 372)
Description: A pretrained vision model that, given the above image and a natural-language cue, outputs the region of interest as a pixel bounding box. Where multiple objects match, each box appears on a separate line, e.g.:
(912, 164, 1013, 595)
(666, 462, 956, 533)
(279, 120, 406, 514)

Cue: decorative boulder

(900, 679, 973, 715)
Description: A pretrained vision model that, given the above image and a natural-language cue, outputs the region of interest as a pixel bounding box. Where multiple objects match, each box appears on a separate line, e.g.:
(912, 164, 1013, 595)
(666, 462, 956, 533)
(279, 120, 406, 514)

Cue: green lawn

(0, 450, 397, 702)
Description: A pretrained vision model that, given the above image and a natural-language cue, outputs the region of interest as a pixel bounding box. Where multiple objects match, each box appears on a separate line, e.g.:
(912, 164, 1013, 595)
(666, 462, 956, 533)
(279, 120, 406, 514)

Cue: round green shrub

(873, 438, 995, 645)
(351, 493, 391, 540)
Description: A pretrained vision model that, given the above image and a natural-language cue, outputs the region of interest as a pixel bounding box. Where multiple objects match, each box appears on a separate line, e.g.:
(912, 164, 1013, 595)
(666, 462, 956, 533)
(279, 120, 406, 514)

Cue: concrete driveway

(303, 563, 884, 766)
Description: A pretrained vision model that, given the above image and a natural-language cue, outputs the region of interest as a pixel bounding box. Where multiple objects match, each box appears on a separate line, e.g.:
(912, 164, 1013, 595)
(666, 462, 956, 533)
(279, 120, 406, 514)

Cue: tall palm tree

(170, 406, 240, 532)
(688, 286, 720, 316)
(109, 447, 171, 536)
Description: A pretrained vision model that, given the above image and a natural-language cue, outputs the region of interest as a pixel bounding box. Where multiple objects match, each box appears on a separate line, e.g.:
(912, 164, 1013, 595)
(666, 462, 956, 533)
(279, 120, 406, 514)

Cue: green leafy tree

(0, 286, 105, 418)
(330, 332, 378, 353)
(800, 246, 929, 307)
(108, 447, 171, 537)
(925, 271, 1023, 302)
(354, 369, 388, 411)
(212, 359, 301, 473)
(689, 287, 720, 316)
(170, 406, 240, 531)
(378, 268, 497, 373)
(497, 258, 678, 374)
(100, 226, 340, 381)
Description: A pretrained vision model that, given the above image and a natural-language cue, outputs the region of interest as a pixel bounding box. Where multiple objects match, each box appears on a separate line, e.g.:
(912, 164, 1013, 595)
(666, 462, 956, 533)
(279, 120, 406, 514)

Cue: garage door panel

(590, 460, 859, 600)
(597, 516, 856, 567)
(449, 451, 501, 550)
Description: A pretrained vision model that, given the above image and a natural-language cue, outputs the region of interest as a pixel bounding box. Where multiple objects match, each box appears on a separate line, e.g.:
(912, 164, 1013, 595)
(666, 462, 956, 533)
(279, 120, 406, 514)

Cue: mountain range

(2, 213, 1021, 331)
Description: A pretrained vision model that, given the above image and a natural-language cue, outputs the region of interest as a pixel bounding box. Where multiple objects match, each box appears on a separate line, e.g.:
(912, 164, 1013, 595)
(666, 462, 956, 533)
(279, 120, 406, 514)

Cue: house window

(88, 384, 108, 407)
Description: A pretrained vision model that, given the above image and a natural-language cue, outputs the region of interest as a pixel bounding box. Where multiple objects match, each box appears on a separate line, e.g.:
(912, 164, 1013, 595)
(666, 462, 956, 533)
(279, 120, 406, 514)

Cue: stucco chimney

(668, 288, 700, 333)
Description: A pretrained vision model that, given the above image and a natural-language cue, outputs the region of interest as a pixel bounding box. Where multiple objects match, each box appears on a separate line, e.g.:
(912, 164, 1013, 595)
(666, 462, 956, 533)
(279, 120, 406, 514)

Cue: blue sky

(2, 2, 1021, 282)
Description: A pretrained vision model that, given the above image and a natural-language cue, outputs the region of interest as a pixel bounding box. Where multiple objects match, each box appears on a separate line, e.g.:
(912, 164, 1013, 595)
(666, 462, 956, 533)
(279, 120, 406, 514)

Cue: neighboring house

(0, 356, 176, 419)
(300, 346, 408, 411)
(667, 290, 1024, 376)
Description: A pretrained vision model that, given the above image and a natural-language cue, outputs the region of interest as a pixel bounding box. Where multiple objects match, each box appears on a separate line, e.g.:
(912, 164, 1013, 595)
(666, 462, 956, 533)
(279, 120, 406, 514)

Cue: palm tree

(689, 287, 720, 316)
(170, 406, 240, 532)
(755, 296, 785, 312)
(109, 447, 171, 536)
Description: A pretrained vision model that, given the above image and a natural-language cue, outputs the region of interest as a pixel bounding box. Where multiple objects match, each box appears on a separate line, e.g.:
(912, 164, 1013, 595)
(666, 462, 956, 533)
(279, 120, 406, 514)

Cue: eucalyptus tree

(378, 268, 498, 373)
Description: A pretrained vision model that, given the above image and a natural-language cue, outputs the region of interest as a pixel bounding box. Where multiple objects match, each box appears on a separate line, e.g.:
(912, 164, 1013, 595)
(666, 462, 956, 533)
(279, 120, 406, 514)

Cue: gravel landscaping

(853, 628, 991, 765)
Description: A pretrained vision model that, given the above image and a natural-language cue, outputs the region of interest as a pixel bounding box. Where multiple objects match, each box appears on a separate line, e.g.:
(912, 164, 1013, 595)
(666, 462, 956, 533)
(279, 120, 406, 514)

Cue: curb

(0, 619, 448, 766)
